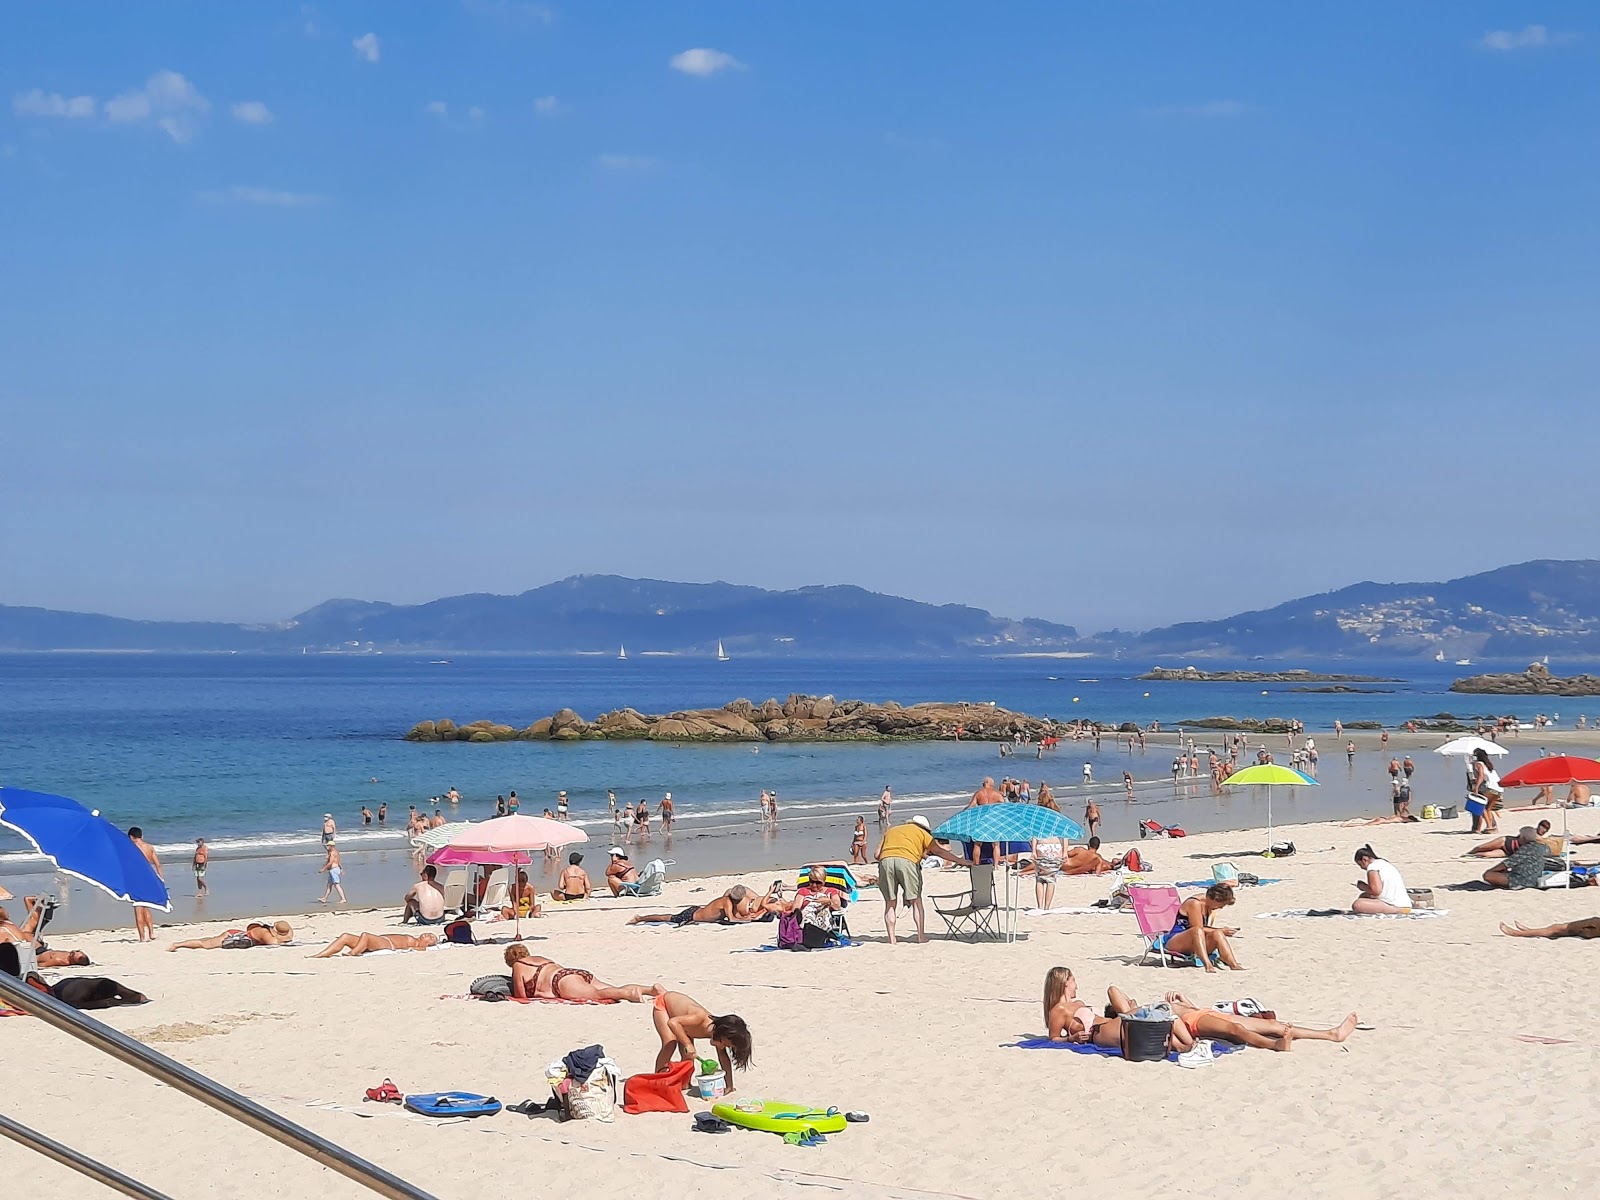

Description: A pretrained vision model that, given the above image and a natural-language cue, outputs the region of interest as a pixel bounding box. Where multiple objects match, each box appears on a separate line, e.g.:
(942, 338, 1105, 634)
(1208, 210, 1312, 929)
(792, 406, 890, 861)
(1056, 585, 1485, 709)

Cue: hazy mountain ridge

(4, 561, 1597, 658)
(0, 575, 1079, 656)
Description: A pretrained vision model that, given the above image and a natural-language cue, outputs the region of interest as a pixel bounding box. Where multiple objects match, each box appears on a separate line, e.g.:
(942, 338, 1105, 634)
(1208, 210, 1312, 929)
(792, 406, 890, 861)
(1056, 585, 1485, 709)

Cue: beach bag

(470, 973, 512, 1001)
(444, 919, 475, 945)
(1121, 1003, 1173, 1062)
(1422, 805, 1440, 821)
(1122, 848, 1145, 873)
(562, 1061, 620, 1122)
(1268, 841, 1296, 858)
(776, 911, 805, 950)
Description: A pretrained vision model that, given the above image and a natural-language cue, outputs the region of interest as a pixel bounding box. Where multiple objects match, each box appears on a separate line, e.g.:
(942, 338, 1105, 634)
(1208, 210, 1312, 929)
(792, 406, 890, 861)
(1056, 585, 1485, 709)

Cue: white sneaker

(1176, 1040, 1216, 1069)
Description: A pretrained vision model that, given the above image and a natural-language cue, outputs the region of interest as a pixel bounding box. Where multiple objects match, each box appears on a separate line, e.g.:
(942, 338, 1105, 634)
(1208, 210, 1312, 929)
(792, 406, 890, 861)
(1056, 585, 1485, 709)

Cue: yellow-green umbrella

(1223, 763, 1317, 848)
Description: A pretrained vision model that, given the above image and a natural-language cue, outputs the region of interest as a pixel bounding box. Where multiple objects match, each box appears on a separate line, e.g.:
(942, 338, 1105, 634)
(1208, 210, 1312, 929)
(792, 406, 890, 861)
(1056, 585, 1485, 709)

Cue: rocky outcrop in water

(405, 695, 1061, 744)
(1140, 667, 1395, 683)
(1450, 662, 1600, 696)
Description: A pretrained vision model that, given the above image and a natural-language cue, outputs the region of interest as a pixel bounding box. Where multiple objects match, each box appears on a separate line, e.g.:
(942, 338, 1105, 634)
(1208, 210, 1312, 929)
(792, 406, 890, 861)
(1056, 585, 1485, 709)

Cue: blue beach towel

(1175, 878, 1282, 889)
(736, 938, 857, 954)
(1007, 1037, 1242, 1062)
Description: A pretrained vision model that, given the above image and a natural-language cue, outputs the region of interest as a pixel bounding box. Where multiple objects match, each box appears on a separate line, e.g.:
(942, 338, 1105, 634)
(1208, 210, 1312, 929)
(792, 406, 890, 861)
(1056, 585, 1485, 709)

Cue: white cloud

(231, 100, 274, 125)
(353, 32, 381, 63)
(13, 89, 97, 119)
(1148, 99, 1248, 118)
(669, 48, 745, 77)
(199, 185, 325, 207)
(596, 153, 656, 170)
(533, 95, 563, 117)
(468, 105, 486, 121)
(1481, 25, 1576, 51)
(104, 71, 210, 142)
(425, 100, 449, 117)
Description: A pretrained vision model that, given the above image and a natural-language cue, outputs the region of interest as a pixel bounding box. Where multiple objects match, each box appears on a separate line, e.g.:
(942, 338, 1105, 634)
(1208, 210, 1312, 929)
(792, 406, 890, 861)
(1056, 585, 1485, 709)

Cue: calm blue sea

(0, 652, 1590, 865)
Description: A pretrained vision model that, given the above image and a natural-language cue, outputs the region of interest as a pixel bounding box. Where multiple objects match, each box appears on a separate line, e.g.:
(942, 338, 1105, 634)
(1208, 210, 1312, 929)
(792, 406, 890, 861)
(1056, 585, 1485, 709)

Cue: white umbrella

(1434, 736, 1508, 757)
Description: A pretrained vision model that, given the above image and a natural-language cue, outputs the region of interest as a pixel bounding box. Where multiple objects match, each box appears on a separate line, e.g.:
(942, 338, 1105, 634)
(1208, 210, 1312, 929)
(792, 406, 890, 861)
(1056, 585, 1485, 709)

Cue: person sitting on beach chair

(788, 864, 847, 948)
(1480, 830, 1596, 889)
(503, 944, 656, 1002)
(309, 931, 438, 957)
(1162, 885, 1246, 972)
(628, 883, 783, 927)
(501, 870, 542, 920)
(168, 920, 294, 951)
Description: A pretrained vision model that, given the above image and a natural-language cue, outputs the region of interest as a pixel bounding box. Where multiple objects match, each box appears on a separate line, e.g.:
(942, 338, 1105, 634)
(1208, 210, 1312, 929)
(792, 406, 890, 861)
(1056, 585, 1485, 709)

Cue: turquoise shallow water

(0, 651, 1591, 864)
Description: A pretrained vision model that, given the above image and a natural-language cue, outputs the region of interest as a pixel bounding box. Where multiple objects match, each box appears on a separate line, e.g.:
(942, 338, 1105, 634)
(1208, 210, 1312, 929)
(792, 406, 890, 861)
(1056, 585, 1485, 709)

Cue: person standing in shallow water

(377, 802, 387, 825)
(192, 838, 208, 896)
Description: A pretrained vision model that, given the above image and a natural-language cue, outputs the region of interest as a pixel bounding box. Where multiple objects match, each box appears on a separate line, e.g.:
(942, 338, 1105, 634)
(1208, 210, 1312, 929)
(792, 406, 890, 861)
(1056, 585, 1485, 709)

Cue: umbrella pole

(1564, 804, 1572, 890)
(513, 851, 524, 942)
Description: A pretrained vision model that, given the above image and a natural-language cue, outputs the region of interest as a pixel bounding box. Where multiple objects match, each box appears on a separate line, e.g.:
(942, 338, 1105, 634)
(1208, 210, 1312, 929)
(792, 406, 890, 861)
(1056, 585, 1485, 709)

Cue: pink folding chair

(1128, 884, 1183, 967)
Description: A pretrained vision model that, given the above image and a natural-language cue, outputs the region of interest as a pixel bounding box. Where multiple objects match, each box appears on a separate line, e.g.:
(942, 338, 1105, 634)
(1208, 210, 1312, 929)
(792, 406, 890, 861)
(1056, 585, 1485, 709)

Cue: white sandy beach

(9, 800, 1600, 1200)
(7, 786, 1600, 1198)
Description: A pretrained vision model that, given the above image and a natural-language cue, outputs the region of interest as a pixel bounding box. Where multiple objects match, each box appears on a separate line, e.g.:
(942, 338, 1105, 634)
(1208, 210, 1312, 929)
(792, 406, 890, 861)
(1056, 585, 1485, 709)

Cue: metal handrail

(0, 1110, 171, 1199)
(0, 971, 435, 1200)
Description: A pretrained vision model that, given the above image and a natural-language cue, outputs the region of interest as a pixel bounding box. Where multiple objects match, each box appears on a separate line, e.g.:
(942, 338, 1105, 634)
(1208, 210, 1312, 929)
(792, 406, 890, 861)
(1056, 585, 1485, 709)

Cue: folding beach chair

(1128, 884, 1184, 967)
(439, 869, 468, 918)
(933, 865, 1002, 942)
(476, 868, 509, 917)
(620, 859, 672, 898)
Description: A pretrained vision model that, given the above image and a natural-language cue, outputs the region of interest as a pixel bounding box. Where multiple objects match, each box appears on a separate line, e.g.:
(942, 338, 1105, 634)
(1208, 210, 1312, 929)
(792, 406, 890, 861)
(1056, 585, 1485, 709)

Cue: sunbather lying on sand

(1042, 969, 1196, 1052)
(1501, 918, 1600, 939)
(651, 989, 753, 1093)
(168, 920, 294, 951)
(1159, 991, 1358, 1052)
(1060, 839, 1121, 876)
(502, 944, 657, 1002)
(628, 884, 784, 926)
(309, 932, 438, 957)
(1470, 821, 1557, 858)
(36, 949, 93, 968)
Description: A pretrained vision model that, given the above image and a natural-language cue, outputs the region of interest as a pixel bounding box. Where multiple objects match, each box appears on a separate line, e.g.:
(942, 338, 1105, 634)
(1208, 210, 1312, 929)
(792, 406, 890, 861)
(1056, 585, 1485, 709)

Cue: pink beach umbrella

(427, 815, 587, 939)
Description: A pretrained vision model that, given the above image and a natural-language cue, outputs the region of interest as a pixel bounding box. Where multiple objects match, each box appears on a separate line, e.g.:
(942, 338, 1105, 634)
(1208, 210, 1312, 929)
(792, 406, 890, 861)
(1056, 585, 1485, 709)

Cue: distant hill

(8, 561, 1600, 658)
(0, 576, 1078, 656)
(1095, 559, 1600, 660)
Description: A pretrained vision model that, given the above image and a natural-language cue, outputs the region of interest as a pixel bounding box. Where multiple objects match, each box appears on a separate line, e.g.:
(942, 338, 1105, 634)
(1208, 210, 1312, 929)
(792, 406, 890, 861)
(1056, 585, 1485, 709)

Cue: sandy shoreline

(12, 727, 1599, 935)
(8, 790, 1600, 1198)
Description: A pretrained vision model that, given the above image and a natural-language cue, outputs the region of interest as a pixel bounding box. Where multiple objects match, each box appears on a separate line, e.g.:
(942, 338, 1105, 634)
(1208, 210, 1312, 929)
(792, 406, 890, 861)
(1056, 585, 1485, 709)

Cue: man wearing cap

(322, 813, 337, 846)
(605, 847, 639, 895)
(874, 816, 972, 945)
(661, 792, 675, 832)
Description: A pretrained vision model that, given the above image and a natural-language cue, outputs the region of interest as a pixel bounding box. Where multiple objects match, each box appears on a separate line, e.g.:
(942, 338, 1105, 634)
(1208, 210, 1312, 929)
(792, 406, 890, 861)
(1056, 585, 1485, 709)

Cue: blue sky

(3, 3, 1598, 632)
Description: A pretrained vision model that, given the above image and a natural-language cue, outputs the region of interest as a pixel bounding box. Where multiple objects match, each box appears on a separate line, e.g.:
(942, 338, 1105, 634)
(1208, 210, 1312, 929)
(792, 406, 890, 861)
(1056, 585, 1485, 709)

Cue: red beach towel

(622, 1060, 695, 1114)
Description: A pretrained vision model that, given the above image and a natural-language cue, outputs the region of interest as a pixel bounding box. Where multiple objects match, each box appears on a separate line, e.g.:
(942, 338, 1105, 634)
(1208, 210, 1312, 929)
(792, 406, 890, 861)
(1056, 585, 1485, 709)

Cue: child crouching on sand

(652, 990, 752, 1092)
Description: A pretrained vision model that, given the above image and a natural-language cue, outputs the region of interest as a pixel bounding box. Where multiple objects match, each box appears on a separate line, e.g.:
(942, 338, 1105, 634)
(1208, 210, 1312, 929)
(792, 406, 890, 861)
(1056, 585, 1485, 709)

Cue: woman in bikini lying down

(310, 931, 438, 957)
(169, 920, 294, 951)
(503, 944, 658, 1002)
(1043, 967, 1196, 1052)
(1156, 991, 1358, 1052)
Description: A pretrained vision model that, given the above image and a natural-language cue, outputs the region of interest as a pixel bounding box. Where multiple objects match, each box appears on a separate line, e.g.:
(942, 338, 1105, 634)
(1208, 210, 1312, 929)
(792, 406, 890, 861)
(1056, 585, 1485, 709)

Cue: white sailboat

(1434, 651, 1445, 663)
(618, 644, 628, 661)
(716, 640, 730, 662)
(1455, 658, 1473, 666)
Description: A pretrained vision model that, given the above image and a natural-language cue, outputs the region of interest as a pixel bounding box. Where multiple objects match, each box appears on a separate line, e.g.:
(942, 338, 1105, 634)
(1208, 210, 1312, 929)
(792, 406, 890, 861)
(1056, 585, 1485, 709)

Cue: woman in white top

(1351, 845, 1412, 914)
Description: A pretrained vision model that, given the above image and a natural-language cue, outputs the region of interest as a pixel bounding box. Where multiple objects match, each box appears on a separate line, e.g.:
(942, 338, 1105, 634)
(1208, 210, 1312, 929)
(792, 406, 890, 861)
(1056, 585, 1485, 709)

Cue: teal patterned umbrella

(933, 803, 1084, 843)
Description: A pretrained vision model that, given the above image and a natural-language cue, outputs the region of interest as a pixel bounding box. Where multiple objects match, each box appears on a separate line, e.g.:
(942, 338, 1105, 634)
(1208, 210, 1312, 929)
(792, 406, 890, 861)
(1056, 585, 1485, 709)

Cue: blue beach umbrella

(933, 803, 1086, 844)
(0, 788, 171, 910)
(933, 803, 1085, 943)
